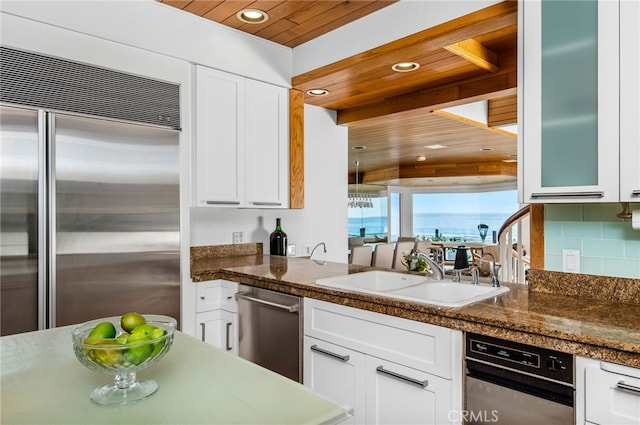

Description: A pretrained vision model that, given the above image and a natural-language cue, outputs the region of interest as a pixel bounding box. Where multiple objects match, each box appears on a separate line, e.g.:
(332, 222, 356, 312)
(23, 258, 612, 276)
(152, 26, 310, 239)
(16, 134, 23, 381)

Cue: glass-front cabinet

(520, 0, 620, 203)
(620, 0, 640, 202)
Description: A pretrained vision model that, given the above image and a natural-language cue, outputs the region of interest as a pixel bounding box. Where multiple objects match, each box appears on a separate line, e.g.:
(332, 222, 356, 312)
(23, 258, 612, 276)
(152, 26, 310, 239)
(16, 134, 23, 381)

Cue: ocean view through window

(348, 189, 519, 243)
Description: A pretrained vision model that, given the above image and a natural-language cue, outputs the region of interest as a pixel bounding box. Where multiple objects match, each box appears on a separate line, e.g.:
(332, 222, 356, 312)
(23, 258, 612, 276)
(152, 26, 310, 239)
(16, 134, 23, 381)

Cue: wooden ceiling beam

(360, 160, 517, 184)
(336, 58, 517, 124)
(292, 1, 516, 85)
(444, 39, 499, 73)
(432, 110, 516, 138)
(487, 94, 517, 127)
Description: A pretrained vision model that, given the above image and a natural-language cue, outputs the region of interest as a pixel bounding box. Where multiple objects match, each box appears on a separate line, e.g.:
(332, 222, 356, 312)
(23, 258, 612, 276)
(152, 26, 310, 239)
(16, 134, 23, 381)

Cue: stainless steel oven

(464, 333, 574, 424)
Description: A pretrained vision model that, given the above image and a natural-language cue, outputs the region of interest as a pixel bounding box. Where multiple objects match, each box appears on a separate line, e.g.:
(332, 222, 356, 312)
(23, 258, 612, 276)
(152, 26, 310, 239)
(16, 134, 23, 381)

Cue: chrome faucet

(409, 249, 445, 280)
(453, 266, 480, 284)
(480, 252, 500, 287)
(309, 242, 327, 264)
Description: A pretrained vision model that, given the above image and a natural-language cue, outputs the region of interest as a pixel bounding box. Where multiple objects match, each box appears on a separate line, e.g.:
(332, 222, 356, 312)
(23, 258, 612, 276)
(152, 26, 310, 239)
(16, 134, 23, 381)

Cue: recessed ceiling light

(425, 144, 447, 150)
(237, 9, 269, 24)
(391, 62, 420, 72)
(416, 155, 426, 161)
(352, 145, 367, 151)
(306, 88, 329, 96)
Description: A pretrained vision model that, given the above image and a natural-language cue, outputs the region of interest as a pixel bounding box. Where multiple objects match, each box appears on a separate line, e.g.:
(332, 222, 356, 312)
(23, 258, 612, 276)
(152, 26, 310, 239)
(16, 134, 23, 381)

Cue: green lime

(115, 332, 130, 344)
(120, 312, 146, 333)
(123, 332, 153, 365)
(130, 323, 158, 335)
(87, 321, 116, 339)
(91, 341, 123, 367)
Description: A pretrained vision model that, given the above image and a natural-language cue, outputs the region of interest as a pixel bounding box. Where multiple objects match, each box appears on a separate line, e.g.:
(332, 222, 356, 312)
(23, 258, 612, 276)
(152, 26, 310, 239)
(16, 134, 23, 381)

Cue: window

(412, 189, 519, 242)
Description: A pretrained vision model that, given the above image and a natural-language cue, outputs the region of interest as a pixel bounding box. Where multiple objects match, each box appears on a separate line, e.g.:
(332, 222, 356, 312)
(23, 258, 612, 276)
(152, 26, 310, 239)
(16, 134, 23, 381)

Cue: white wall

(0, 0, 291, 87)
(190, 104, 349, 263)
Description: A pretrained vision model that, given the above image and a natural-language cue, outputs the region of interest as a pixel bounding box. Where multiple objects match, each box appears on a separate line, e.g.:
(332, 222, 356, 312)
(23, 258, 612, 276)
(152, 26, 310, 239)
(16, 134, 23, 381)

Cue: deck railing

(497, 205, 530, 284)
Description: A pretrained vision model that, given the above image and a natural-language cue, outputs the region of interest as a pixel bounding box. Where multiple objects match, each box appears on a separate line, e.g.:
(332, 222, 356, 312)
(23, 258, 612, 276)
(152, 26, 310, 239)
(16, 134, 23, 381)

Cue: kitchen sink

(385, 281, 510, 307)
(316, 270, 427, 293)
(316, 270, 509, 308)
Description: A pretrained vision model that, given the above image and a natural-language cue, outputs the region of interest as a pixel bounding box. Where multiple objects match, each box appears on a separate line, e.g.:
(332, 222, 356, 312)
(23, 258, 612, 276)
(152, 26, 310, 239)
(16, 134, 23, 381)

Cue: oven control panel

(466, 333, 573, 383)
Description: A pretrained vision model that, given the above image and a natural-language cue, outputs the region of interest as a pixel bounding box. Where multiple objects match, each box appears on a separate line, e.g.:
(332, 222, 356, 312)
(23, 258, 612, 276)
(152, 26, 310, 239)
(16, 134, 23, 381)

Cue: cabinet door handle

(199, 296, 205, 300)
(310, 344, 350, 362)
(225, 322, 232, 351)
(251, 201, 282, 206)
(632, 190, 640, 197)
(200, 322, 205, 342)
(376, 366, 428, 388)
(205, 200, 241, 205)
(616, 381, 640, 396)
(235, 292, 299, 313)
(531, 191, 604, 199)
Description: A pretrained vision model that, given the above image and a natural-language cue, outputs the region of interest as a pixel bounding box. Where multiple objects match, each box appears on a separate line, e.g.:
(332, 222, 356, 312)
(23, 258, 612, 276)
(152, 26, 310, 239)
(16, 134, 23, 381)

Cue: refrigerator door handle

(43, 112, 57, 328)
(37, 110, 48, 330)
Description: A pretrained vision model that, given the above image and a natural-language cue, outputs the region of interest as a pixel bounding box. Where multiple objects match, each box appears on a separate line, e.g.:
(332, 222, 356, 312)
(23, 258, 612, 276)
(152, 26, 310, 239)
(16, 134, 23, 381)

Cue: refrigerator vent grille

(0, 47, 180, 130)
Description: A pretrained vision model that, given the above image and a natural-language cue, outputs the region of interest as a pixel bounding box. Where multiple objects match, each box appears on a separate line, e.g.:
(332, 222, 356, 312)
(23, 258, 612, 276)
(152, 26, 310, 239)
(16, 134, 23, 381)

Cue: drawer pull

(616, 381, 640, 396)
(225, 322, 232, 351)
(205, 200, 241, 205)
(200, 296, 205, 300)
(310, 344, 350, 362)
(632, 190, 640, 197)
(251, 201, 282, 206)
(376, 366, 428, 388)
(531, 191, 604, 199)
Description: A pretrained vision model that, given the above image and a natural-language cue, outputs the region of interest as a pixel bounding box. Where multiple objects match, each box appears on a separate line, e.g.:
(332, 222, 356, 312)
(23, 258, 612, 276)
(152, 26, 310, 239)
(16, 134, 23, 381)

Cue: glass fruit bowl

(72, 314, 176, 405)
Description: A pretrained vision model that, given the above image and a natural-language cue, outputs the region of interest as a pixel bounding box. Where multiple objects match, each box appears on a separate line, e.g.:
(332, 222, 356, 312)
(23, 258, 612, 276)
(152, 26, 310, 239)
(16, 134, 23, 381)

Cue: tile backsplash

(544, 203, 640, 278)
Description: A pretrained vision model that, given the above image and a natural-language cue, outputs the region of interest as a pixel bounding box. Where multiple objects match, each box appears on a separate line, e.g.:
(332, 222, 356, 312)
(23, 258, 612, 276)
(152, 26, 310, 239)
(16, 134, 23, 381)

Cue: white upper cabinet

(244, 79, 289, 208)
(195, 67, 245, 207)
(520, 0, 620, 203)
(619, 0, 640, 202)
(194, 65, 289, 208)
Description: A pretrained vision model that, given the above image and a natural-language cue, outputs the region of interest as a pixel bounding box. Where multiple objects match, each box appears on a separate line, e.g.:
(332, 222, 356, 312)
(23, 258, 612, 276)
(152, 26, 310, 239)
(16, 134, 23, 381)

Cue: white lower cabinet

(303, 298, 462, 425)
(365, 356, 455, 425)
(195, 309, 238, 354)
(576, 356, 640, 424)
(195, 279, 238, 354)
(304, 337, 366, 424)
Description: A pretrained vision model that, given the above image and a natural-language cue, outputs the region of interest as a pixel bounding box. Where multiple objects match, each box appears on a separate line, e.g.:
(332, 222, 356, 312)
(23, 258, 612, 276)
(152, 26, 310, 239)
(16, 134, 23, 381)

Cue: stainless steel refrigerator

(0, 48, 181, 336)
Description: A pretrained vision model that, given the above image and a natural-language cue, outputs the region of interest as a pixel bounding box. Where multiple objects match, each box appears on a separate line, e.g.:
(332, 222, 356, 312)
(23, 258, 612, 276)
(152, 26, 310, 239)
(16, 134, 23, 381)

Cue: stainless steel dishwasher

(236, 284, 302, 382)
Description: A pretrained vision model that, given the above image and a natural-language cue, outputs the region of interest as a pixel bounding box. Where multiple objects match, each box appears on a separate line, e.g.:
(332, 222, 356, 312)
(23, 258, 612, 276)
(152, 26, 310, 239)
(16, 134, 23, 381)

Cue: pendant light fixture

(348, 160, 373, 208)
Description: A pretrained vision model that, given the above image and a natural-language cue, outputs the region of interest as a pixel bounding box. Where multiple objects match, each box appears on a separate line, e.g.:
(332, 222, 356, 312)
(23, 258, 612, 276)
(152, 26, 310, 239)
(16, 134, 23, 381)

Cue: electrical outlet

(303, 245, 311, 255)
(562, 249, 580, 273)
(232, 232, 244, 244)
(287, 244, 296, 256)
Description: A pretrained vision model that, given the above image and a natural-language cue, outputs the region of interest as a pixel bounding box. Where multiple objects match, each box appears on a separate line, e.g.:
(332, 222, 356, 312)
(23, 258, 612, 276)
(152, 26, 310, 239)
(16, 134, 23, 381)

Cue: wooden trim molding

(529, 203, 544, 270)
(289, 89, 305, 209)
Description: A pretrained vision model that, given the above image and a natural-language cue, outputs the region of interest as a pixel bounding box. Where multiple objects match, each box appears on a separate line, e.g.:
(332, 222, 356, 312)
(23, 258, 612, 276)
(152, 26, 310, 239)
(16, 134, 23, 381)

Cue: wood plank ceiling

(158, 0, 519, 189)
(156, 0, 397, 48)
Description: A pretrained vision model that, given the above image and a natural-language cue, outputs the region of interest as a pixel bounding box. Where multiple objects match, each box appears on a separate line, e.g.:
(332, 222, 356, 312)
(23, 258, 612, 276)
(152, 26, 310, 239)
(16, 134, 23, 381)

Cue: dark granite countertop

(191, 249, 640, 368)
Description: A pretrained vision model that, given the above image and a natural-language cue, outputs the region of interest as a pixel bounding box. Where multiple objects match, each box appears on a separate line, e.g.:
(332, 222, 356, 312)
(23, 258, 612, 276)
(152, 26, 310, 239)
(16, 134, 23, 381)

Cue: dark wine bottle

(269, 218, 287, 256)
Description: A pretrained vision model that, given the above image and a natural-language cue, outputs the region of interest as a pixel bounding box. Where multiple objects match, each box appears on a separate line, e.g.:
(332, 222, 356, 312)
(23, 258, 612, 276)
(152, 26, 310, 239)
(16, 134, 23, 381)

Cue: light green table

(1, 327, 347, 424)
